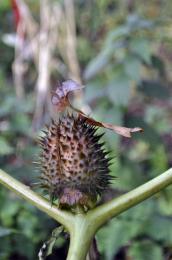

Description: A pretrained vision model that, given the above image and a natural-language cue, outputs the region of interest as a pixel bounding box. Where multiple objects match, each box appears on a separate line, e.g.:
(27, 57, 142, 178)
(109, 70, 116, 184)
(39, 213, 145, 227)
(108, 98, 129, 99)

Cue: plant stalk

(66, 215, 96, 260)
(0, 169, 73, 231)
(88, 168, 172, 230)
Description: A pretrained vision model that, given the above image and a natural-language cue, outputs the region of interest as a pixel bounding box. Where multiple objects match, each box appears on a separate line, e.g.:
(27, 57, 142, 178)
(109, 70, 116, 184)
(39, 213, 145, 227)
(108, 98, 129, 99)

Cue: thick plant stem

(66, 215, 96, 260)
(0, 169, 73, 231)
(88, 168, 172, 230)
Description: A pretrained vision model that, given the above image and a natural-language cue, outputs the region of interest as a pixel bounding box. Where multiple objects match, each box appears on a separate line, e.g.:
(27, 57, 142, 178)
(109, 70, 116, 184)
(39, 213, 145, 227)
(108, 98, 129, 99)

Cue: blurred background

(0, 0, 172, 259)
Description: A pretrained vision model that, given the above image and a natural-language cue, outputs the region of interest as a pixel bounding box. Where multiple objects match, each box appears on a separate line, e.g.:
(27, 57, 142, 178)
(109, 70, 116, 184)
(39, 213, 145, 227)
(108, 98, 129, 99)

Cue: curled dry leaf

(51, 79, 84, 112)
(52, 80, 143, 138)
(80, 116, 143, 138)
(70, 105, 143, 138)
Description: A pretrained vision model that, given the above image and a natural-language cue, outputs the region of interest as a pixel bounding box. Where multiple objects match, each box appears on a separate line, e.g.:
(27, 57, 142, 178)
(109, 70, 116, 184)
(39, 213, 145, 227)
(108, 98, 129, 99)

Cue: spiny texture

(38, 114, 112, 206)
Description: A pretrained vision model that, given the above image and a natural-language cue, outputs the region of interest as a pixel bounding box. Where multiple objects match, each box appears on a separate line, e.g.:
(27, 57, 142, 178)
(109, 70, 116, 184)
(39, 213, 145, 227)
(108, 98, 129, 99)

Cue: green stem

(0, 169, 73, 231)
(66, 215, 96, 260)
(0, 168, 172, 260)
(88, 168, 172, 230)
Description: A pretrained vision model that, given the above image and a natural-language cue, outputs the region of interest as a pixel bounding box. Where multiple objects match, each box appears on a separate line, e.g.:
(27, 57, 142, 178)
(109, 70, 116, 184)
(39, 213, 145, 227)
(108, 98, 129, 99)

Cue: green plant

(1, 2, 172, 258)
(0, 80, 172, 260)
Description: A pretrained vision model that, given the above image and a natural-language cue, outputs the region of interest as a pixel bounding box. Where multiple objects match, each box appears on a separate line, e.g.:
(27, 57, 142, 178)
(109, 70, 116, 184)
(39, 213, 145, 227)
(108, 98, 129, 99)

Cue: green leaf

(122, 198, 155, 221)
(0, 0, 11, 11)
(124, 55, 142, 82)
(150, 145, 168, 177)
(114, 158, 146, 191)
(83, 49, 112, 80)
(145, 215, 172, 243)
(138, 80, 170, 100)
(104, 107, 123, 148)
(130, 38, 152, 64)
(17, 210, 38, 240)
(126, 14, 153, 32)
(84, 80, 107, 103)
(1, 200, 21, 226)
(11, 113, 31, 136)
(84, 26, 128, 80)
(128, 240, 163, 260)
(107, 73, 131, 106)
(0, 96, 16, 117)
(105, 26, 129, 46)
(0, 137, 13, 155)
(97, 217, 142, 260)
(12, 233, 36, 259)
(158, 186, 172, 215)
(151, 55, 165, 75)
(0, 227, 14, 237)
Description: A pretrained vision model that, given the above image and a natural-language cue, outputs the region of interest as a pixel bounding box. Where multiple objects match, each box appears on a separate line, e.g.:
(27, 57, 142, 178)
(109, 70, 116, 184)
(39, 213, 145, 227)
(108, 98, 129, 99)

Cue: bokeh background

(1, 0, 172, 259)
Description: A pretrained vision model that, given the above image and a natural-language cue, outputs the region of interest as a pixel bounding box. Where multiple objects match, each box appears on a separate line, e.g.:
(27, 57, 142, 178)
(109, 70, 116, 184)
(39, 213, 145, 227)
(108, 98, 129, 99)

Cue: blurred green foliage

(1, 0, 172, 259)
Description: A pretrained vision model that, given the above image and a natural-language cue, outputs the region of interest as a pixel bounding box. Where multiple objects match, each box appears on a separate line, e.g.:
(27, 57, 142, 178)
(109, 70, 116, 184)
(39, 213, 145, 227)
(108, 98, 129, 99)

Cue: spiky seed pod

(38, 114, 112, 207)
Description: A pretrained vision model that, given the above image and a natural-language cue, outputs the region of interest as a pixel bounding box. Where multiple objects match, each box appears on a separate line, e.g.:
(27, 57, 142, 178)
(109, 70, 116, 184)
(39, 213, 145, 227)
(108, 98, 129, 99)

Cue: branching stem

(0, 168, 172, 260)
(87, 168, 172, 230)
(0, 169, 73, 231)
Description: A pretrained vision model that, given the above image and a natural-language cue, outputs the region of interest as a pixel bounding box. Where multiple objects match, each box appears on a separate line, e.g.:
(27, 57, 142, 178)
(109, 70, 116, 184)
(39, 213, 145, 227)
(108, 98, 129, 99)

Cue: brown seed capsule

(38, 114, 112, 207)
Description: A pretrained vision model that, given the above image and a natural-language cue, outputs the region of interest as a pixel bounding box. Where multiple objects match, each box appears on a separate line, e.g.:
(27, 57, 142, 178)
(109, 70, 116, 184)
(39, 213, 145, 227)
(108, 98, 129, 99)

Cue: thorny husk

(38, 114, 112, 207)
